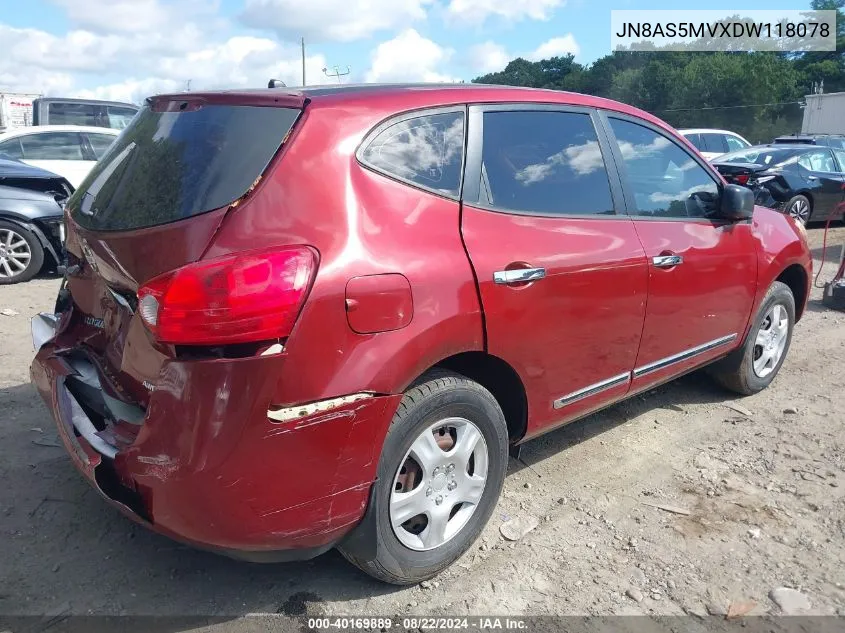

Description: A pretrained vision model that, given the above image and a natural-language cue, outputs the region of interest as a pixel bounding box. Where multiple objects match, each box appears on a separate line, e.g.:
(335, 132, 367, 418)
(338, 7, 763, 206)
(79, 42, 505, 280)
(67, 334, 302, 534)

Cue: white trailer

(802, 92, 845, 135)
(0, 92, 41, 131)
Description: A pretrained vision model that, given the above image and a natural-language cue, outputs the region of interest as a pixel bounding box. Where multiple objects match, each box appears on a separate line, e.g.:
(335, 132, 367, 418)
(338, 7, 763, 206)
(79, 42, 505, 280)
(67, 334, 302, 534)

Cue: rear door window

(725, 135, 749, 152)
(359, 110, 465, 198)
(477, 110, 615, 216)
(683, 133, 703, 151)
(700, 133, 729, 154)
(70, 104, 300, 232)
(86, 133, 117, 159)
(20, 132, 85, 160)
(798, 149, 837, 172)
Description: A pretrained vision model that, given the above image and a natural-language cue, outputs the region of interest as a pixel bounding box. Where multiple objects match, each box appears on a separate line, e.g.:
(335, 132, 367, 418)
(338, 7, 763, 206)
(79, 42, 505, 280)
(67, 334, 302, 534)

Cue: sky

(0, 0, 817, 105)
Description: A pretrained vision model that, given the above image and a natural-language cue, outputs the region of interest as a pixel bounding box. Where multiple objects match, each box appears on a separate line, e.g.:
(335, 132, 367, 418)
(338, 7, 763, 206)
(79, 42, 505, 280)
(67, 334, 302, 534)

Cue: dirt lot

(1, 225, 844, 622)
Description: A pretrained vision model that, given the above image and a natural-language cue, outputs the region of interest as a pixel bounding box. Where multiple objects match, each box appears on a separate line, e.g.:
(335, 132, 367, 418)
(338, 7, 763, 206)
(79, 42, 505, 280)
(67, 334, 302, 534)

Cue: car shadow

(0, 371, 742, 618)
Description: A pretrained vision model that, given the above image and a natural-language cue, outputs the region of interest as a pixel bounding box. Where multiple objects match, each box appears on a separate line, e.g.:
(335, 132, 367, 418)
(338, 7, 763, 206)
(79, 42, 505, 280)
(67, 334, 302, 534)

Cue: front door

(601, 114, 758, 392)
(460, 106, 649, 438)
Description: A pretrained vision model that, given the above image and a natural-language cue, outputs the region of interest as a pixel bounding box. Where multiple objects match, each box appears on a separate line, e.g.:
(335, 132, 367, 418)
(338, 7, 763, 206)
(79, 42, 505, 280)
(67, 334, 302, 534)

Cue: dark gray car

(0, 157, 71, 283)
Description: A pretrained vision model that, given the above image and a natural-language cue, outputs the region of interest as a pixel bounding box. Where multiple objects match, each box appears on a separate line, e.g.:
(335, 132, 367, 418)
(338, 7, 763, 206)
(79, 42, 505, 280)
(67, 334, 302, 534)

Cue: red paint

(345, 274, 413, 334)
(629, 219, 758, 391)
(31, 85, 811, 560)
(460, 208, 648, 437)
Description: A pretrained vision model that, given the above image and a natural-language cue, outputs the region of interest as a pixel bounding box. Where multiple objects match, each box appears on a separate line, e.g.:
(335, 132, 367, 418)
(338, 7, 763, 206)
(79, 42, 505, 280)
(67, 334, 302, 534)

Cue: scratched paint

(267, 392, 373, 423)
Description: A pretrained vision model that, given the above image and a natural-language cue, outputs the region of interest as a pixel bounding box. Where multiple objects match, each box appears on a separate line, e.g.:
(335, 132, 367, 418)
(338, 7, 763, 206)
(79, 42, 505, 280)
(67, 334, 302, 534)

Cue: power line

(657, 100, 803, 112)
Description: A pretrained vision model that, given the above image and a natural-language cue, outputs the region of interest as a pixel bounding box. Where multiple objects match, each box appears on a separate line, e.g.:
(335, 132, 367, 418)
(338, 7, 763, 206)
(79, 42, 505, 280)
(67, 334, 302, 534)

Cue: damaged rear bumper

(30, 313, 402, 560)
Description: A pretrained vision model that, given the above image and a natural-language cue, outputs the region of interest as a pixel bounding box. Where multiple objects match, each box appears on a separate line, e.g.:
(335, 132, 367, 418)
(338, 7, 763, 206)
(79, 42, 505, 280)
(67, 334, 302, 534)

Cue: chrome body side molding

(553, 372, 630, 409)
(633, 334, 737, 378)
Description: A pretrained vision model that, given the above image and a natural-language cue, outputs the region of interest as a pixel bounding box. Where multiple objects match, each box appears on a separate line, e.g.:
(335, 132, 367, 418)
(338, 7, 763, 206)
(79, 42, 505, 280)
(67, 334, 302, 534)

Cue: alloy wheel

(390, 417, 488, 551)
(0, 228, 32, 279)
(753, 303, 789, 378)
(788, 199, 810, 224)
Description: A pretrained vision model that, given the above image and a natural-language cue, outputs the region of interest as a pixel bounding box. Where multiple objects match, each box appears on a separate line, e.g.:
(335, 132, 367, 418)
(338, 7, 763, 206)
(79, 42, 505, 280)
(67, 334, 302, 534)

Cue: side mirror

(267, 79, 286, 88)
(720, 184, 754, 221)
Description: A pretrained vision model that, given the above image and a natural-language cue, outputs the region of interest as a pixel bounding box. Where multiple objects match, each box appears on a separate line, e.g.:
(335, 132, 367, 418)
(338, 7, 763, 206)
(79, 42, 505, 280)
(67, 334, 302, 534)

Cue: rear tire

(0, 220, 44, 285)
(784, 194, 811, 225)
(339, 371, 508, 585)
(708, 281, 795, 395)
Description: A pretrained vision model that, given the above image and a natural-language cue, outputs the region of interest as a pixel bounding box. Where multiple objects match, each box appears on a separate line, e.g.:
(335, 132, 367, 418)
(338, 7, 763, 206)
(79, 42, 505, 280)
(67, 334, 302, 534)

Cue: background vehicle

(0, 94, 138, 132)
(678, 128, 751, 160)
(31, 98, 138, 130)
(0, 157, 71, 283)
(30, 85, 810, 585)
(713, 144, 845, 224)
(0, 93, 40, 131)
(0, 126, 119, 188)
(801, 92, 845, 136)
(773, 133, 845, 150)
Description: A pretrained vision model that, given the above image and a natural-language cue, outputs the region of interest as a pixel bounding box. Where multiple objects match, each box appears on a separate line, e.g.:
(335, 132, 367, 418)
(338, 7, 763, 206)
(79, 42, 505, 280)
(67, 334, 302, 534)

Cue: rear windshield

(70, 103, 300, 231)
(717, 147, 801, 166)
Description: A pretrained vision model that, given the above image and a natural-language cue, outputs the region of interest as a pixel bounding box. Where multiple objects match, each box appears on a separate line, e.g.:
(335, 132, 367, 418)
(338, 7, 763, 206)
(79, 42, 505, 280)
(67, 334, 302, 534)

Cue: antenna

(301, 37, 306, 87)
(322, 65, 351, 84)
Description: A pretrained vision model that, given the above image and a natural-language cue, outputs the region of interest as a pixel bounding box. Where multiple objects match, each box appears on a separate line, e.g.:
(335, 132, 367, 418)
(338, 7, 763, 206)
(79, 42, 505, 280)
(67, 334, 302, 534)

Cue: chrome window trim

(553, 372, 630, 409)
(633, 334, 737, 378)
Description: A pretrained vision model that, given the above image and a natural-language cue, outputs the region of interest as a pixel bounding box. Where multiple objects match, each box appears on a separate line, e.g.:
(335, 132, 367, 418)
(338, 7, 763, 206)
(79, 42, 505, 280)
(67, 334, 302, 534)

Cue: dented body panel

(32, 321, 401, 554)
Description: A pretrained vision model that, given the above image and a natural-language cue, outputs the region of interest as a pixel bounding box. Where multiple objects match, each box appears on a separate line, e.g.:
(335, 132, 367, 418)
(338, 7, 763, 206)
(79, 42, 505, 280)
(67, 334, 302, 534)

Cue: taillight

(734, 174, 749, 185)
(137, 246, 317, 345)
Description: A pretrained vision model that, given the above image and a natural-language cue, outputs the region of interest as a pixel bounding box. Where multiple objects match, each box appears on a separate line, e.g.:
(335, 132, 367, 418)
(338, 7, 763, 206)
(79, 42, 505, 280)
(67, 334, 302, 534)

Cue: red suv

(31, 85, 811, 584)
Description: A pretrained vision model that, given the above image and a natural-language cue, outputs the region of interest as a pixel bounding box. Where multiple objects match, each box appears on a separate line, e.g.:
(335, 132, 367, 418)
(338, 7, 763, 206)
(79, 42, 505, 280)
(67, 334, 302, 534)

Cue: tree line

(472, 1, 845, 143)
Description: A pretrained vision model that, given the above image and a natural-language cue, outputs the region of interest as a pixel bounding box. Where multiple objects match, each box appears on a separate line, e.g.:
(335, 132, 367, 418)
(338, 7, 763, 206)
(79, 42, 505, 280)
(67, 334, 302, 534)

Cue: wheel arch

(0, 213, 60, 266)
(776, 263, 808, 321)
(793, 190, 814, 216)
(417, 351, 528, 445)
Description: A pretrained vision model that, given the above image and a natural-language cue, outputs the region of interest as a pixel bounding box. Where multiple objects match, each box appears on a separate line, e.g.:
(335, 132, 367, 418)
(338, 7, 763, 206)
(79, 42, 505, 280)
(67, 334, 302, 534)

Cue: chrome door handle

(493, 267, 546, 284)
(652, 255, 683, 268)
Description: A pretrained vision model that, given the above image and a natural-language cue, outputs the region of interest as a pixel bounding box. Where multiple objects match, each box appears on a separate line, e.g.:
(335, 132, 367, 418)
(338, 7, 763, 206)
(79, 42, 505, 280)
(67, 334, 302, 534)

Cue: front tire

(339, 371, 508, 585)
(708, 281, 795, 395)
(0, 220, 44, 285)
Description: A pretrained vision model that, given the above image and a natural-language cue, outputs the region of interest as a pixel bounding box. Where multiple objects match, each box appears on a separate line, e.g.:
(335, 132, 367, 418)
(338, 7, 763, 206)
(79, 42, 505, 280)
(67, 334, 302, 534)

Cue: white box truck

(0, 93, 41, 131)
(802, 92, 845, 135)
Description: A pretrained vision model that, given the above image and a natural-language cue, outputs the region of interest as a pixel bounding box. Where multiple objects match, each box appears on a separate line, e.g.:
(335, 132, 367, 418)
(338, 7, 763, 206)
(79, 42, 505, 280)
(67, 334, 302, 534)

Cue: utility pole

(322, 65, 351, 84)
(301, 37, 306, 87)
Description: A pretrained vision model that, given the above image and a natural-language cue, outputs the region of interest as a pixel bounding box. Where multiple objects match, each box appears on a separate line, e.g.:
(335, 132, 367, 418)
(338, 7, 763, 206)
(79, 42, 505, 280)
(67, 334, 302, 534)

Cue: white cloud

(447, 0, 564, 24)
(241, 0, 431, 42)
(48, 0, 217, 34)
(0, 22, 331, 104)
(468, 41, 510, 74)
(467, 34, 580, 76)
(366, 29, 458, 83)
(528, 34, 580, 59)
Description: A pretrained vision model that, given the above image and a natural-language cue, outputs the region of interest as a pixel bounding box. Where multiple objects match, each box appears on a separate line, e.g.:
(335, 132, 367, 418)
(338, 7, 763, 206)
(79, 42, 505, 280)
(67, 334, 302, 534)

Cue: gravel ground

(0, 225, 843, 622)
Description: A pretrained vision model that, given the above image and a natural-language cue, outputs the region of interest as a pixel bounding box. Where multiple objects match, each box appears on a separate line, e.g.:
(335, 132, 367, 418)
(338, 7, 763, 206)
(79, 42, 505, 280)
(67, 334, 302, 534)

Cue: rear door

(600, 113, 757, 393)
(700, 132, 729, 159)
(460, 105, 648, 437)
(797, 148, 845, 220)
